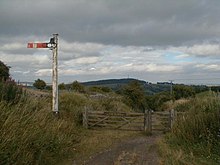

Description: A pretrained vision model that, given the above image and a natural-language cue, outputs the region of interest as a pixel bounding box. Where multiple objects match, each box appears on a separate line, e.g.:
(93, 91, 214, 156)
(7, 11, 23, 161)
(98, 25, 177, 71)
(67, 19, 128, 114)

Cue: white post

(52, 34, 58, 114)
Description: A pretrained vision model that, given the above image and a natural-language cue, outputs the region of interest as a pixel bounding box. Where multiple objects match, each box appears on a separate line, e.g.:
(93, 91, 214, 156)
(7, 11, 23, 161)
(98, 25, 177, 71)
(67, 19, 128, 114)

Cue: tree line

(33, 78, 208, 112)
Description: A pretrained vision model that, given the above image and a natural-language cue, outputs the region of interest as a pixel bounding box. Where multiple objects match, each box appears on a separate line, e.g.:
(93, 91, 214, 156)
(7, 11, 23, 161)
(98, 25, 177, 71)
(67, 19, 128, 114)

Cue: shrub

(146, 92, 172, 111)
(173, 85, 196, 99)
(0, 61, 10, 81)
(0, 80, 23, 104)
(33, 79, 46, 90)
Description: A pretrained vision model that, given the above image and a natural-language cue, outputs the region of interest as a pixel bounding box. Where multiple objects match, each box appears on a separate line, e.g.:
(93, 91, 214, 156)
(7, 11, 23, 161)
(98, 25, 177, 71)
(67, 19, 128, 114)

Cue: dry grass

(161, 98, 190, 111)
(68, 130, 140, 164)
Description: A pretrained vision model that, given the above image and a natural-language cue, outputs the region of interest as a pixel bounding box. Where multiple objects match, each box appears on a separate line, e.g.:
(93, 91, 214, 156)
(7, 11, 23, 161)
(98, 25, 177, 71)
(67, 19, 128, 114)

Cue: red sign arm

(27, 43, 48, 48)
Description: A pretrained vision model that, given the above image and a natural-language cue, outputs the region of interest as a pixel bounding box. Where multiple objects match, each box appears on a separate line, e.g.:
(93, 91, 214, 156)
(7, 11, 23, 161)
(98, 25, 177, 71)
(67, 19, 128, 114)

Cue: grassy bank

(159, 92, 220, 165)
(0, 97, 84, 165)
(0, 91, 134, 164)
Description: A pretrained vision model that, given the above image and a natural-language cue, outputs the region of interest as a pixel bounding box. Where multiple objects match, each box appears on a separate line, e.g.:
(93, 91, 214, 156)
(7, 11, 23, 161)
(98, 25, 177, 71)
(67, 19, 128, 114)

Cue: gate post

(83, 107, 88, 129)
(144, 110, 152, 133)
(144, 110, 147, 131)
(148, 110, 152, 133)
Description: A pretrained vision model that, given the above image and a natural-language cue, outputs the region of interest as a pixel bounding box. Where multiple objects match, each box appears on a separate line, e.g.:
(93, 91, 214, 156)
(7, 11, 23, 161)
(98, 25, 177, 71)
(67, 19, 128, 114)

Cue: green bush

(0, 80, 23, 104)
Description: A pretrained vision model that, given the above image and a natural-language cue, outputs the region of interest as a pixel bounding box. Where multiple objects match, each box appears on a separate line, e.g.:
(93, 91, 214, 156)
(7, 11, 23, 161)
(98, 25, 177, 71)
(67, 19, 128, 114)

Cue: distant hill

(81, 78, 171, 94)
(82, 78, 146, 86)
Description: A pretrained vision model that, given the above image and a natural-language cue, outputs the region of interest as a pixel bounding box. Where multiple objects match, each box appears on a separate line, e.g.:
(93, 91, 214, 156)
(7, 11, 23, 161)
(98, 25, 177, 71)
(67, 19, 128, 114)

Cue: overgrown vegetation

(159, 92, 220, 165)
(0, 97, 83, 165)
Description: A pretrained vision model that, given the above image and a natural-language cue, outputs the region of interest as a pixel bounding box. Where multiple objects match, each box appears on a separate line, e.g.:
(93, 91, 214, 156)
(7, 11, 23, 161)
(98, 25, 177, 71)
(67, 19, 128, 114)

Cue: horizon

(17, 77, 220, 87)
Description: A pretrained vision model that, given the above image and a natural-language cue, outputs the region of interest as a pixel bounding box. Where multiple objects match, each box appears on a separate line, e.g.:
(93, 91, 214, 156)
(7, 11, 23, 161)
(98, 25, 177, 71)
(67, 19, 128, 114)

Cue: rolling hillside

(81, 78, 171, 94)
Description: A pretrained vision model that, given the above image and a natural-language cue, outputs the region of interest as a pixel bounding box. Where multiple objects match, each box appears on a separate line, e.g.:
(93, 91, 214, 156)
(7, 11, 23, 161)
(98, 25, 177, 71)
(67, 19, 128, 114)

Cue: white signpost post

(27, 34, 59, 114)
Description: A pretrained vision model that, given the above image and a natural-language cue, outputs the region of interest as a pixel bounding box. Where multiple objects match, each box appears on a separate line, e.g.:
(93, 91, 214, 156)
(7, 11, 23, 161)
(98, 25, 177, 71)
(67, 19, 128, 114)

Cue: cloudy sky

(1, 0, 220, 84)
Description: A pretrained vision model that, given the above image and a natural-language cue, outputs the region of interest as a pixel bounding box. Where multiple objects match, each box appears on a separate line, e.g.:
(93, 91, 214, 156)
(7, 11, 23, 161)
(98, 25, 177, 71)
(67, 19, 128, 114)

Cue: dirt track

(76, 134, 160, 165)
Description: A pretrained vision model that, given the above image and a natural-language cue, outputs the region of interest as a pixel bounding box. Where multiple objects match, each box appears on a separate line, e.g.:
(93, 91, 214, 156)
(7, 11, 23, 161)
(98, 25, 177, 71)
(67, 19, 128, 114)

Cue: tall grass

(160, 92, 220, 164)
(0, 96, 83, 165)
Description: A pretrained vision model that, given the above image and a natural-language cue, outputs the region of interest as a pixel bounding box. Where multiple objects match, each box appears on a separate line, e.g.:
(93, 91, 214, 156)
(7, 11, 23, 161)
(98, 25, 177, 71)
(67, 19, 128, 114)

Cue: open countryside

(0, 1, 220, 165)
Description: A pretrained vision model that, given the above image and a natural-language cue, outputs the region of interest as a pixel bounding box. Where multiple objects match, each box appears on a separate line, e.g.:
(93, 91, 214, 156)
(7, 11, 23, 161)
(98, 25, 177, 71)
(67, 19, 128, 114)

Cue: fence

(83, 109, 180, 133)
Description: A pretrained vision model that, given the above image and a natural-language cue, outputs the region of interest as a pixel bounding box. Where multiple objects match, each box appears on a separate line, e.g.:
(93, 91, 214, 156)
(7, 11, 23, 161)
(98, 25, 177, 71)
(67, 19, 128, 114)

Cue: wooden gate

(83, 109, 178, 132)
(151, 111, 171, 132)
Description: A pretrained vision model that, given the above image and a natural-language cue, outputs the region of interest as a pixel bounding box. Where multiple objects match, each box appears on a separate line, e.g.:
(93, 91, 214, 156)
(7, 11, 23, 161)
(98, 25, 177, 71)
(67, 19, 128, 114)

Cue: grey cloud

(2, 0, 220, 84)
(1, 0, 220, 46)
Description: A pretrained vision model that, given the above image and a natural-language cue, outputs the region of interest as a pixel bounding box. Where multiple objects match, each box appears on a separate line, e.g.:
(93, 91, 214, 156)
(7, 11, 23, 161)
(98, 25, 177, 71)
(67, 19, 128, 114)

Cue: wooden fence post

(83, 107, 88, 129)
(169, 109, 175, 129)
(144, 110, 152, 133)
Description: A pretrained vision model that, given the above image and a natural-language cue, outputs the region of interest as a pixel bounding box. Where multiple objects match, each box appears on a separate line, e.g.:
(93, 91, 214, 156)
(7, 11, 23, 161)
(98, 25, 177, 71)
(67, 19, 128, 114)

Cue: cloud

(59, 40, 104, 61)
(64, 57, 100, 65)
(175, 54, 190, 59)
(1, 0, 220, 84)
(171, 44, 220, 57)
(1, 0, 220, 46)
(35, 69, 51, 76)
(195, 64, 220, 71)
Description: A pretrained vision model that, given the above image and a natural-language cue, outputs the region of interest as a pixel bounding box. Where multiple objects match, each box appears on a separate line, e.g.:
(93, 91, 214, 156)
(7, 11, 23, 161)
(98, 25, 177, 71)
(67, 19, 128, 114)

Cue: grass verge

(159, 92, 220, 165)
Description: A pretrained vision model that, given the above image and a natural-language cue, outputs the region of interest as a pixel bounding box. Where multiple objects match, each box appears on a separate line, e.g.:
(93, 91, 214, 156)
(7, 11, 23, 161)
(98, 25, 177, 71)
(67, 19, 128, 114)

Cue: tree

(121, 81, 146, 112)
(88, 86, 112, 93)
(33, 79, 46, 90)
(58, 83, 66, 90)
(173, 85, 195, 99)
(72, 81, 85, 93)
(146, 92, 172, 111)
(0, 61, 10, 81)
